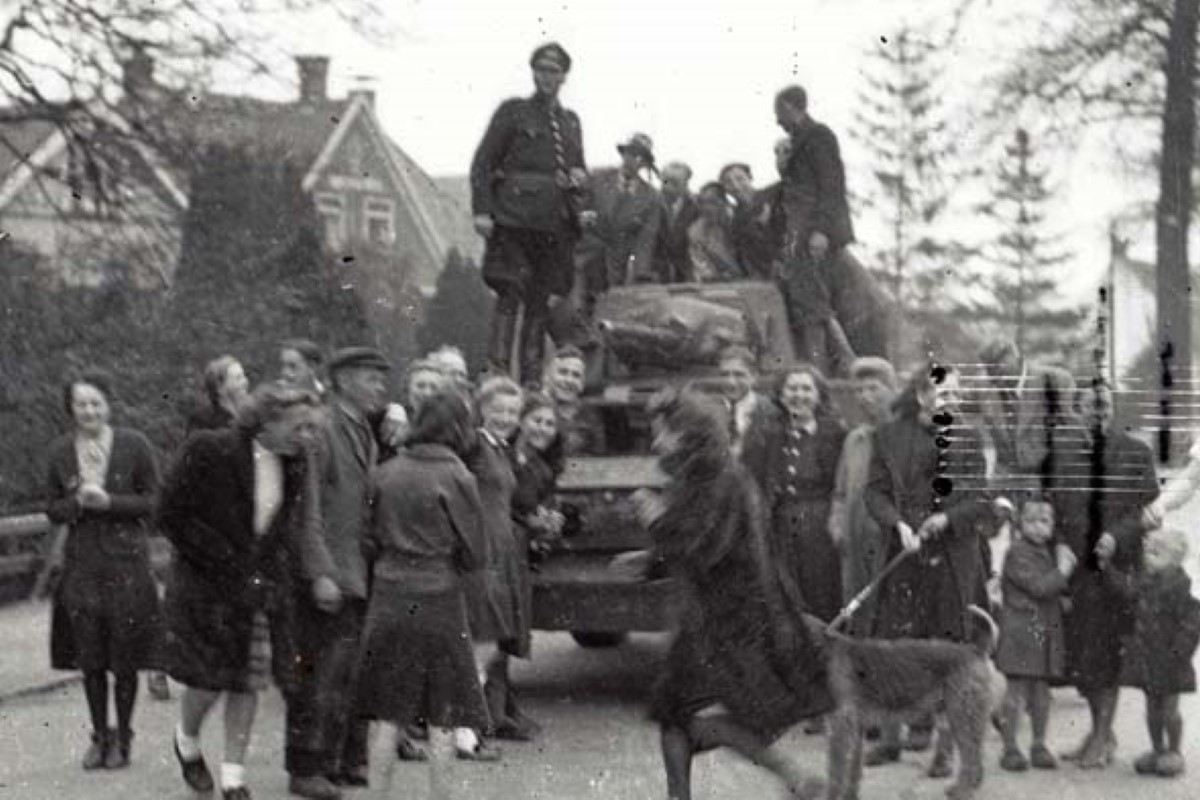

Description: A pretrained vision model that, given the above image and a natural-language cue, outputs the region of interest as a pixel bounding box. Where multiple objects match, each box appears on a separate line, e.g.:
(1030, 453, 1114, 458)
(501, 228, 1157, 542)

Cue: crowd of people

(470, 42, 890, 386)
(44, 340, 604, 800)
(39, 37, 1200, 800)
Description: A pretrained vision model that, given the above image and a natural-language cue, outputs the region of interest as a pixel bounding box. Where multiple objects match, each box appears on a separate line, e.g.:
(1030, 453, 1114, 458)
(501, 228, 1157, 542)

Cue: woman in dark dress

(46, 370, 161, 770)
(641, 390, 831, 800)
(742, 363, 847, 623)
(186, 355, 250, 433)
(862, 363, 990, 763)
(357, 391, 490, 800)
(1053, 380, 1159, 768)
(159, 384, 337, 800)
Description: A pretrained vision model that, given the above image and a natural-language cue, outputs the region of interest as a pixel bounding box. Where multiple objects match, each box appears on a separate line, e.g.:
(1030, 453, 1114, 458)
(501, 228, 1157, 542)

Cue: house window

(364, 197, 395, 246)
(315, 192, 346, 248)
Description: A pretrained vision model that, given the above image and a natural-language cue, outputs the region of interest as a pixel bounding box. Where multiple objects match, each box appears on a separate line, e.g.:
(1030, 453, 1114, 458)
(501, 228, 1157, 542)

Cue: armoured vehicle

(530, 279, 817, 646)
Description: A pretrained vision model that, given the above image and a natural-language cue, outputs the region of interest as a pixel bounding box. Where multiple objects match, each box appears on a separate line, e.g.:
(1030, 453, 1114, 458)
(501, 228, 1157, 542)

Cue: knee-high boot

(518, 303, 549, 386)
(488, 299, 520, 378)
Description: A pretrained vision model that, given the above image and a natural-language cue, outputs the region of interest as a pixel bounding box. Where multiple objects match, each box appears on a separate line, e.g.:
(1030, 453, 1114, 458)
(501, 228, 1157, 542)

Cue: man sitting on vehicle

(542, 345, 605, 456)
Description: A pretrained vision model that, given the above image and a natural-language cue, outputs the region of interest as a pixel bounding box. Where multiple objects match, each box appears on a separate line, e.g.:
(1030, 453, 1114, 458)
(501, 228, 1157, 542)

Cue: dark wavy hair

(647, 387, 731, 482)
(772, 362, 835, 420)
(892, 361, 957, 420)
(407, 390, 476, 458)
(62, 369, 117, 418)
(519, 390, 565, 475)
(234, 381, 322, 436)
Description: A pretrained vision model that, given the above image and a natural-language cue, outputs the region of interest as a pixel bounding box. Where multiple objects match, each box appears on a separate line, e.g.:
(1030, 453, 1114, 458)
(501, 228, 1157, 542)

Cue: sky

(202, 0, 1165, 304)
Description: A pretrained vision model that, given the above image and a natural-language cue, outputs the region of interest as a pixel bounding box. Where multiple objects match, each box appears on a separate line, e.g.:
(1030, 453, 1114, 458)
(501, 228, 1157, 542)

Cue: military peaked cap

(328, 346, 391, 373)
(530, 42, 571, 72)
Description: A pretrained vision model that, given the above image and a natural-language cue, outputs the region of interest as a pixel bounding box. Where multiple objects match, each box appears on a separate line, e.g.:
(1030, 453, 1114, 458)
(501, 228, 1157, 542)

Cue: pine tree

(416, 248, 493, 374)
(977, 128, 1082, 362)
(851, 22, 978, 364)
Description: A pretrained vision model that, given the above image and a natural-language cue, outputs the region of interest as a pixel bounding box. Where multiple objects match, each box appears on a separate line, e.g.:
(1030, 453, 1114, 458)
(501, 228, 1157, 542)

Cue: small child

(1121, 527, 1200, 778)
(995, 497, 1076, 771)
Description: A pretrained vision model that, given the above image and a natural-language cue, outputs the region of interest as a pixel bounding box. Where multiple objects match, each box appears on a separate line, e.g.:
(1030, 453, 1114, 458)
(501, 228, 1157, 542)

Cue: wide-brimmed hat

(616, 133, 655, 166)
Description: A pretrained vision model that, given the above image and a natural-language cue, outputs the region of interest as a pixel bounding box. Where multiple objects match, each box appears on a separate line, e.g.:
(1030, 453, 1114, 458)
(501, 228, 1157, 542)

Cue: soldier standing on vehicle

(774, 85, 888, 371)
(470, 43, 591, 385)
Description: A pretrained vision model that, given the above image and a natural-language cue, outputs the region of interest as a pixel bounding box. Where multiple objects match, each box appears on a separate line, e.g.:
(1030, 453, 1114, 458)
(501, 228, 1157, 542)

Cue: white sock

(220, 763, 245, 789)
(454, 727, 479, 751)
(174, 723, 201, 761)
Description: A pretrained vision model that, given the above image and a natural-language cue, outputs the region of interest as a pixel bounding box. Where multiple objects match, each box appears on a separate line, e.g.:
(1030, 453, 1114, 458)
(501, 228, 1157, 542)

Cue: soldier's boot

(518, 305, 549, 387)
(487, 301, 520, 378)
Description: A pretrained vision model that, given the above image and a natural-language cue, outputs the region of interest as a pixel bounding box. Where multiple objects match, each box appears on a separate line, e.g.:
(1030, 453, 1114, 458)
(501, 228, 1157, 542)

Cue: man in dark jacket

(654, 161, 699, 283)
(470, 42, 590, 384)
(774, 85, 889, 371)
(285, 347, 389, 798)
(576, 132, 663, 303)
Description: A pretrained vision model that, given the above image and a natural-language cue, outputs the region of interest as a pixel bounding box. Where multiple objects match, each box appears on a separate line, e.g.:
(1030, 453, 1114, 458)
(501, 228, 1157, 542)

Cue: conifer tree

(977, 128, 1082, 361)
(416, 248, 492, 374)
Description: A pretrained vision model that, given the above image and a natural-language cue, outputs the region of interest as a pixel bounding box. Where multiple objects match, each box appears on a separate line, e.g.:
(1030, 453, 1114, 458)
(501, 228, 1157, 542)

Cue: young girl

(357, 392, 490, 799)
(487, 392, 566, 740)
(1119, 527, 1200, 778)
(995, 497, 1076, 772)
(460, 376, 525, 758)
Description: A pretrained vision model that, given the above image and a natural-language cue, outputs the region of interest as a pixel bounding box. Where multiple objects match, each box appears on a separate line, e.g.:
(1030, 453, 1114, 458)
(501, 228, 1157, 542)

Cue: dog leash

(824, 548, 916, 635)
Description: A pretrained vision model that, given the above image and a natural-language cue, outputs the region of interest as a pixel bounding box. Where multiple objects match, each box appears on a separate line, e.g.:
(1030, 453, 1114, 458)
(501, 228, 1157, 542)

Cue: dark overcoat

(157, 429, 335, 693)
(463, 433, 523, 644)
(865, 414, 989, 641)
(576, 167, 662, 289)
(46, 428, 161, 671)
(1119, 565, 1200, 695)
(995, 537, 1068, 680)
(315, 402, 377, 600)
(780, 119, 855, 251)
(1044, 428, 1158, 689)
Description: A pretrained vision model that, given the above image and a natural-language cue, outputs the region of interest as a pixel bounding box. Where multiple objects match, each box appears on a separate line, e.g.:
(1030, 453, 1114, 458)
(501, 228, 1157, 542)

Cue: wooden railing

(0, 513, 54, 602)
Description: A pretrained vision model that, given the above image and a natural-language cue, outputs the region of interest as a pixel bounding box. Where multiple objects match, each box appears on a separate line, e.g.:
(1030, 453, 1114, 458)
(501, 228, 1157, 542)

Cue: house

(0, 54, 479, 295)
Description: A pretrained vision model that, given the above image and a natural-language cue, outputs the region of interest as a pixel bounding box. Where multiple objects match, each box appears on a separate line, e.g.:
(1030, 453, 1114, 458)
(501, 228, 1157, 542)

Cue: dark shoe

(288, 775, 342, 799)
(222, 788, 252, 800)
(82, 730, 109, 771)
(105, 728, 132, 769)
(396, 737, 428, 761)
(405, 722, 429, 741)
(1030, 744, 1058, 770)
(147, 671, 171, 701)
(507, 704, 543, 738)
(493, 715, 538, 742)
(1134, 751, 1162, 775)
(456, 742, 502, 762)
(1000, 748, 1029, 772)
(802, 716, 826, 736)
(1077, 736, 1111, 770)
(1156, 752, 1185, 777)
(904, 727, 933, 752)
(336, 766, 369, 788)
(173, 736, 214, 793)
(863, 744, 901, 767)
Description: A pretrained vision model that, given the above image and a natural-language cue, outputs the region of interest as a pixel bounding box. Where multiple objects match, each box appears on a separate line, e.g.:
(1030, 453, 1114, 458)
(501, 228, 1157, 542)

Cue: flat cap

(530, 42, 571, 72)
(328, 346, 391, 373)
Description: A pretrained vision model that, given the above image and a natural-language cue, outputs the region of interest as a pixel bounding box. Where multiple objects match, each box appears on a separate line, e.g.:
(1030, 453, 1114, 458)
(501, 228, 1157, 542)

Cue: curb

(0, 673, 82, 704)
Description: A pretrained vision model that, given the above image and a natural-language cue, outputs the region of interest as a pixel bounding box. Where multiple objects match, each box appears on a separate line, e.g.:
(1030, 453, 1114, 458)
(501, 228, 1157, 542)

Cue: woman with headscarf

(640, 390, 831, 800)
(46, 370, 161, 770)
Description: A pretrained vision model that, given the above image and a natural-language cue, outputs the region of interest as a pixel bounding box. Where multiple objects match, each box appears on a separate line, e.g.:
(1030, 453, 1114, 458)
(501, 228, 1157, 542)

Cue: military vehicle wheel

(570, 631, 628, 648)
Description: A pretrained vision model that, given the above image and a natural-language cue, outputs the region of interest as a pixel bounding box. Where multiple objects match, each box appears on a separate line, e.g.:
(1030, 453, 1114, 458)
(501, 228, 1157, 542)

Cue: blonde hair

(477, 375, 523, 411)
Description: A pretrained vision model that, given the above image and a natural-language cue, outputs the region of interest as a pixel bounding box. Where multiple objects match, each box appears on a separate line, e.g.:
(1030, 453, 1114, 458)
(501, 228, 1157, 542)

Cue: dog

(814, 605, 999, 800)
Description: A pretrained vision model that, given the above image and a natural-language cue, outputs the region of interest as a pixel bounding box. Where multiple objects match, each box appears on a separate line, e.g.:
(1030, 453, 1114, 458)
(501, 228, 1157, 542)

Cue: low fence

(0, 513, 53, 604)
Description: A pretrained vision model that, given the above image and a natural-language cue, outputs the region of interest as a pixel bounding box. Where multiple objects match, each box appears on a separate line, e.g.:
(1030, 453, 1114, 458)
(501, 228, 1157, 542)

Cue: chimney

(295, 55, 330, 104)
(348, 75, 377, 110)
(122, 47, 155, 97)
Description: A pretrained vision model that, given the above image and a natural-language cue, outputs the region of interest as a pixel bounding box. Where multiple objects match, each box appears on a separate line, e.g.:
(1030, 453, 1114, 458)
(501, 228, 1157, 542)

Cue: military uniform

(470, 86, 587, 382)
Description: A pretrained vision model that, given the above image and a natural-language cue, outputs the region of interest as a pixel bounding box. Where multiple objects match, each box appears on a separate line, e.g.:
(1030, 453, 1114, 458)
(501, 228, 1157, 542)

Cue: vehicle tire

(570, 631, 627, 648)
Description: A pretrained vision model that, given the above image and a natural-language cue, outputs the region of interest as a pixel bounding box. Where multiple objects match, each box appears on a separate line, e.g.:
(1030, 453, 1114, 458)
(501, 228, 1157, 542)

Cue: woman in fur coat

(640, 389, 831, 800)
